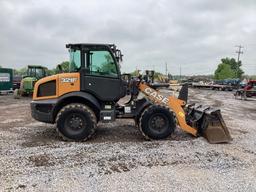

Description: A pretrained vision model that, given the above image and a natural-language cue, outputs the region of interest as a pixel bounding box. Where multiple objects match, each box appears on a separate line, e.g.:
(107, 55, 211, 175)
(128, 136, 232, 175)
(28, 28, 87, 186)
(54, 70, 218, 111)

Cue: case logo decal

(144, 87, 169, 105)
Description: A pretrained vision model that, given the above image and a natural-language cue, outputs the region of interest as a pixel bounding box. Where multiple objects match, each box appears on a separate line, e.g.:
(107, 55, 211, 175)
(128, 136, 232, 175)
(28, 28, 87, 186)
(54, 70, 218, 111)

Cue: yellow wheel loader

(31, 43, 231, 143)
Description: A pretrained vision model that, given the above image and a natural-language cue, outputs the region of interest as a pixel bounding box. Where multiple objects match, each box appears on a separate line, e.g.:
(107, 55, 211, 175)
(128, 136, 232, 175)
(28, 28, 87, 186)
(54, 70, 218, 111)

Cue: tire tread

(55, 103, 97, 141)
(139, 105, 175, 140)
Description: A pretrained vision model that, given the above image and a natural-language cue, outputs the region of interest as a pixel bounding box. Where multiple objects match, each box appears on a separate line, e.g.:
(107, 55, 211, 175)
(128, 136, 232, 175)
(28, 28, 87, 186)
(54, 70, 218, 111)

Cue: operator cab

(26, 65, 47, 79)
(66, 44, 126, 101)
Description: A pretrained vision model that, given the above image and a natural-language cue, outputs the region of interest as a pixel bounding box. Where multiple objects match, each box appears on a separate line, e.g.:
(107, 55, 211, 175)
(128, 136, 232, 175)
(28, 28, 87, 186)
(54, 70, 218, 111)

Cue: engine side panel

(33, 73, 80, 100)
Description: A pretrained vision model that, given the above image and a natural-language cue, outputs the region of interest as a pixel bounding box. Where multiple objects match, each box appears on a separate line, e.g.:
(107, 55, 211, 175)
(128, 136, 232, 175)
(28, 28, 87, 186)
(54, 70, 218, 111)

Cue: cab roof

(66, 43, 115, 49)
(66, 43, 123, 62)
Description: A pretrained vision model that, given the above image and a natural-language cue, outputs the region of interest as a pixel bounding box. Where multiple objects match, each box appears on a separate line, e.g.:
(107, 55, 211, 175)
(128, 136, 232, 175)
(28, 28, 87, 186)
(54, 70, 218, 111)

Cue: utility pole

(165, 62, 168, 76)
(179, 64, 181, 80)
(235, 45, 243, 78)
(235, 45, 243, 62)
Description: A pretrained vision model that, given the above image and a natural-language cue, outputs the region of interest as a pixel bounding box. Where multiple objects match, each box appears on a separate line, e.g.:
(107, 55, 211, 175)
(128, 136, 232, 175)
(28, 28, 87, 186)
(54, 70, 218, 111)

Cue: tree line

(130, 57, 248, 80)
(12, 61, 70, 76)
(1, 57, 254, 80)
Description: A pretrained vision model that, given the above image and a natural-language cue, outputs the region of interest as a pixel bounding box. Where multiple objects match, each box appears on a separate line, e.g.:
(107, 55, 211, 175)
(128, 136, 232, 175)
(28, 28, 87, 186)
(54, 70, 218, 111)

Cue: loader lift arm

(138, 82, 231, 143)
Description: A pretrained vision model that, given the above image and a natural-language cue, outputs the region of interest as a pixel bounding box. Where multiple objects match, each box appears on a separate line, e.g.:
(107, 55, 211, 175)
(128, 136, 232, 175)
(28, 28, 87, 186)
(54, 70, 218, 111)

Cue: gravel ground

(0, 89, 256, 192)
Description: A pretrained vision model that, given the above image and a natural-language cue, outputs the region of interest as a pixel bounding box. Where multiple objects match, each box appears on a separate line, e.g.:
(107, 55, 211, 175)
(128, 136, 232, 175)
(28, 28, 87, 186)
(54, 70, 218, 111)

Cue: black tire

(139, 105, 176, 140)
(56, 103, 97, 141)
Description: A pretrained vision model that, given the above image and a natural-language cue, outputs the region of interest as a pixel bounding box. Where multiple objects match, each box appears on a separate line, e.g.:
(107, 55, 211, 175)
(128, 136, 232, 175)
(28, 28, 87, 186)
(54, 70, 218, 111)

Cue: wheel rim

(148, 113, 169, 134)
(64, 113, 86, 135)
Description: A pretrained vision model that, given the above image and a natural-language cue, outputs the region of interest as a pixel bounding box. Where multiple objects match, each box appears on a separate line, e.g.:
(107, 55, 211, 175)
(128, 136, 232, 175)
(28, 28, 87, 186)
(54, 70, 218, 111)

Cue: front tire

(139, 105, 176, 140)
(56, 103, 97, 141)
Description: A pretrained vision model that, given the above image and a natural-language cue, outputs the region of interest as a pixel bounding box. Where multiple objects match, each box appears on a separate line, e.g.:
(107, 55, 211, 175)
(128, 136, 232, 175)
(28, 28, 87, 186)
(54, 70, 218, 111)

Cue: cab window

(69, 49, 81, 72)
(89, 51, 118, 78)
(35, 68, 45, 78)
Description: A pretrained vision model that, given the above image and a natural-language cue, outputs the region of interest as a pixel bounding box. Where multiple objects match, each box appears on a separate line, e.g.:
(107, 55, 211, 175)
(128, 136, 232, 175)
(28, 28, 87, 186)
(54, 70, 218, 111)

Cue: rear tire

(56, 103, 97, 141)
(139, 105, 176, 140)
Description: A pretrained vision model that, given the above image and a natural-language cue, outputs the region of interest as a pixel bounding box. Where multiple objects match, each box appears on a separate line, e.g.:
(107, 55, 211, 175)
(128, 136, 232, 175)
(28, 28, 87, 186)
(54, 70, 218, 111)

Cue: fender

(53, 91, 101, 120)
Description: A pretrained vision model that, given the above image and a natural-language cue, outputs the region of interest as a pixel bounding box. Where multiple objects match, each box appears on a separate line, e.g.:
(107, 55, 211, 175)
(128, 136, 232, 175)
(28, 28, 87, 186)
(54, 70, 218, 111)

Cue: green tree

(59, 61, 70, 72)
(45, 69, 55, 76)
(214, 63, 235, 80)
(14, 67, 27, 76)
(214, 57, 244, 79)
(55, 61, 70, 73)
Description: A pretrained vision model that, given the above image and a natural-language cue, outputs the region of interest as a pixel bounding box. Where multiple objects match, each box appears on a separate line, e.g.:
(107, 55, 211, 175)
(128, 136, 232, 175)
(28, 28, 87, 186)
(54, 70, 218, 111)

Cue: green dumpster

(0, 68, 13, 93)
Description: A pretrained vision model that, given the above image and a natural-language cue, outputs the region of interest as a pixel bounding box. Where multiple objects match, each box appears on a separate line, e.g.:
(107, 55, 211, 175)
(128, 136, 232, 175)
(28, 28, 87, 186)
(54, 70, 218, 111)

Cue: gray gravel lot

(0, 89, 256, 192)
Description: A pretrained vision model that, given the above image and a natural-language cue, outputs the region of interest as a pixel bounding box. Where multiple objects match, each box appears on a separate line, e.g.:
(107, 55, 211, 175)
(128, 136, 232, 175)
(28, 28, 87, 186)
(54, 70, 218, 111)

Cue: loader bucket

(186, 104, 232, 144)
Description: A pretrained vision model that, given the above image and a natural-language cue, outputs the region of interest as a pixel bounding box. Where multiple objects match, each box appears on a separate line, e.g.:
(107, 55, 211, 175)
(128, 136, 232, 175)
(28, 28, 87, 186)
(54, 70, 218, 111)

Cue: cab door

(81, 50, 125, 101)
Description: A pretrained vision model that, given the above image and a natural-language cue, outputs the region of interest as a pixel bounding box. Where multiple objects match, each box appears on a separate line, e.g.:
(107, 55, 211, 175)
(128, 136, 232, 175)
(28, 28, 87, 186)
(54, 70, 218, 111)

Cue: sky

(0, 0, 255, 75)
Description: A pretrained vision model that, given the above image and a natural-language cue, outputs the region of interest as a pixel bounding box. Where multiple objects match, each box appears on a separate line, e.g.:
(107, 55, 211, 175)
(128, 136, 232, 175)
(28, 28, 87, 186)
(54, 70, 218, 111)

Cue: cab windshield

(27, 67, 45, 79)
(69, 49, 81, 72)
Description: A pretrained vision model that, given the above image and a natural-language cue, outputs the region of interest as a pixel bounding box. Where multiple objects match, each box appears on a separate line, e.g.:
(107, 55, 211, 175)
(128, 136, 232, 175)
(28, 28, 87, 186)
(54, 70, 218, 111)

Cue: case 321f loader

(31, 43, 231, 144)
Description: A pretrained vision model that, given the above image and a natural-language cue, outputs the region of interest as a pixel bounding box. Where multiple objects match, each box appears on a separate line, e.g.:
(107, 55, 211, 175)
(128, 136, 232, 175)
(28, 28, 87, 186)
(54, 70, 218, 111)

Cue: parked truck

(235, 80, 256, 100)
